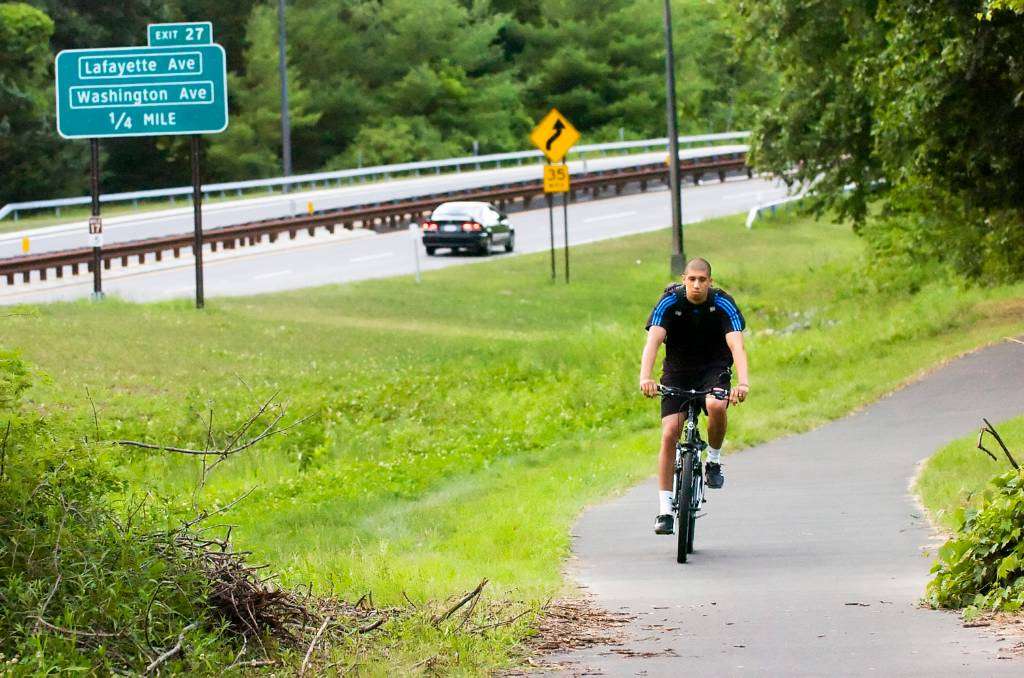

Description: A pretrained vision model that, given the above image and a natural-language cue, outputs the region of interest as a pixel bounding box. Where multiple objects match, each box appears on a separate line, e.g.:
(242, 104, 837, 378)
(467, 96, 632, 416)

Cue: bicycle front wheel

(686, 469, 701, 554)
(676, 449, 695, 563)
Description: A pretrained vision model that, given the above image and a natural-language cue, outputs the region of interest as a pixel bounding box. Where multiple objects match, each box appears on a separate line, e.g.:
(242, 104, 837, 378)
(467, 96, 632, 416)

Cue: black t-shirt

(644, 285, 746, 375)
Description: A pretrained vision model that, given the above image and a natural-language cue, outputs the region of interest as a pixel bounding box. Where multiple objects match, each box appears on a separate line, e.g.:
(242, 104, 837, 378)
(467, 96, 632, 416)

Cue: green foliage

(926, 469, 1024, 614)
(743, 0, 1024, 282)
(737, 0, 886, 223)
(0, 356, 238, 674)
(0, 349, 30, 411)
(206, 2, 320, 178)
(0, 3, 88, 204)
(985, 0, 1024, 16)
(0, 2, 52, 77)
(516, 0, 766, 139)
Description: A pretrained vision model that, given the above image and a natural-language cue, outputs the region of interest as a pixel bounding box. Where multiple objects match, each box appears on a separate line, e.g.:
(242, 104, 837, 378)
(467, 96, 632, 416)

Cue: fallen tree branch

(112, 390, 312, 459)
(980, 418, 1020, 470)
(85, 386, 100, 441)
(146, 622, 198, 674)
(433, 579, 488, 625)
(32, 616, 121, 638)
(357, 617, 385, 634)
(472, 607, 534, 633)
(1, 419, 11, 481)
(299, 616, 332, 677)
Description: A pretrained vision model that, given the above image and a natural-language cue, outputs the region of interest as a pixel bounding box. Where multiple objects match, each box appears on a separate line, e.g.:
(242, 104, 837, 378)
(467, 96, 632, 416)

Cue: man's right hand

(640, 379, 659, 398)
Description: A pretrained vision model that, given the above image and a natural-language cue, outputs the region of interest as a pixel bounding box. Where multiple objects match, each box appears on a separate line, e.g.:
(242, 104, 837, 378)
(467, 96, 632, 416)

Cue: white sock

(707, 446, 722, 464)
(658, 490, 673, 515)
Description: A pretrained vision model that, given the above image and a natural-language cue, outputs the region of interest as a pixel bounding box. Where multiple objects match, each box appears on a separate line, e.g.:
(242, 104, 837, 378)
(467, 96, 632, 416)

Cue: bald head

(684, 257, 712, 277)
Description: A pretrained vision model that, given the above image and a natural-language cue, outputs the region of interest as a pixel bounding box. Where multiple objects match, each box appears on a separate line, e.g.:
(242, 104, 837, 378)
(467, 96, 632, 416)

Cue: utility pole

(663, 0, 685, 277)
(278, 0, 293, 188)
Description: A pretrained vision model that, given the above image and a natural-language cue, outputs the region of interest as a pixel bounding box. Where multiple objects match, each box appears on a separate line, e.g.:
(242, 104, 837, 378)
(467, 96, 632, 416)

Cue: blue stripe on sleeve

(651, 295, 675, 326)
(715, 296, 743, 332)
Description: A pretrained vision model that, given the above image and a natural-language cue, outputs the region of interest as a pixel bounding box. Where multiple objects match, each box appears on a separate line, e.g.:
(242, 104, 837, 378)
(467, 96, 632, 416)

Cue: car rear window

(431, 205, 481, 221)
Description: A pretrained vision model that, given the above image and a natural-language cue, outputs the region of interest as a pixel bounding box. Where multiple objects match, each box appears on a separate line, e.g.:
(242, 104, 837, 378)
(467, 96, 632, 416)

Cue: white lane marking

(349, 252, 394, 263)
(583, 211, 637, 223)
(254, 270, 292, 280)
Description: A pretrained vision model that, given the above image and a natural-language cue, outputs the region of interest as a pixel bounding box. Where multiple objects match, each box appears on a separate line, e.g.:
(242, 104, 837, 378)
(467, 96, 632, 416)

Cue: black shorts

(660, 367, 732, 419)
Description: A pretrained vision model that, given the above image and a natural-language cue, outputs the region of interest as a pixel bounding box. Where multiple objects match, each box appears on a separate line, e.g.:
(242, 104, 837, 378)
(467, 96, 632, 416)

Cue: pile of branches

(107, 392, 538, 673)
(110, 392, 405, 672)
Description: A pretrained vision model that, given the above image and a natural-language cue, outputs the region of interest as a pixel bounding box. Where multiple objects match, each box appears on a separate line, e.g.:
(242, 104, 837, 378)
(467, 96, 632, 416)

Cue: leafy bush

(926, 469, 1024, 615)
(0, 349, 30, 411)
(0, 354, 238, 673)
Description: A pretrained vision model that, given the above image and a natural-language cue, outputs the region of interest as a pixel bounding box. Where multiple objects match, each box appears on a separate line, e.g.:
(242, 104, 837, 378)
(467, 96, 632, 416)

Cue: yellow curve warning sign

(530, 108, 580, 163)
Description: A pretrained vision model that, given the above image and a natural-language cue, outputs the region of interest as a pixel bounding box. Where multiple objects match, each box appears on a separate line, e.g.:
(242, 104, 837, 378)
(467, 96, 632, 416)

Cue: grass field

(916, 416, 1024, 530)
(3, 210, 1023, 672)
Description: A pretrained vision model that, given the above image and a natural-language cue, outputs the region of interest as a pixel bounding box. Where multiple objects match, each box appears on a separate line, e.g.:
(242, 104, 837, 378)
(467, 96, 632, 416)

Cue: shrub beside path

(549, 338, 1024, 676)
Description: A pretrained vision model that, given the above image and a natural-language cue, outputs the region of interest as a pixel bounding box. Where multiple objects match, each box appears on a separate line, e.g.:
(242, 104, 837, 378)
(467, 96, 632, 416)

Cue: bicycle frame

(672, 401, 706, 517)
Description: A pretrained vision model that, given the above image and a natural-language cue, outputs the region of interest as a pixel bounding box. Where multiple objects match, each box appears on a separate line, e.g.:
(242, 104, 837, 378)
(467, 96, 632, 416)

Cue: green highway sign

(55, 44, 228, 139)
(148, 22, 213, 46)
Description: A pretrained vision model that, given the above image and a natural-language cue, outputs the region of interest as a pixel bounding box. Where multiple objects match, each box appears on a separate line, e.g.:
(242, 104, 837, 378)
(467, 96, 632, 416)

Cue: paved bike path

(551, 339, 1024, 676)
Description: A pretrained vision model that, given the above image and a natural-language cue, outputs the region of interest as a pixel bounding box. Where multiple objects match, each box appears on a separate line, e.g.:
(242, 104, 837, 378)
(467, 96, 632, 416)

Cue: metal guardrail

(0, 150, 749, 286)
(745, 194, 804, 228)
(0, 132, 750, 221)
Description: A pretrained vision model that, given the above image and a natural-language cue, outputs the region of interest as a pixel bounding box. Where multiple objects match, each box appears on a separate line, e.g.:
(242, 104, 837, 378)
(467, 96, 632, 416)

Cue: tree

(0, 2, 87, 203)
(737, 0, 887, 224)
(516, 1, 766, 142)
(985, 0, 1024, 14)
(872, 0, 1024, 279)
(206, 2, 320, 180)
(289, 0, 529, 168)
(742, 0, 1024, 281)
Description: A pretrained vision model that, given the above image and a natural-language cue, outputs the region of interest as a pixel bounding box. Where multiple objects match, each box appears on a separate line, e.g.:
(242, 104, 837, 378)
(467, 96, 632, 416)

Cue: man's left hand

(730, 383, 749, 405)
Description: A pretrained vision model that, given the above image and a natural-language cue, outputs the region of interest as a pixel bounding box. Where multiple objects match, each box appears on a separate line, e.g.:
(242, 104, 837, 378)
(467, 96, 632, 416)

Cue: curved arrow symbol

(546, 119, 565, 151)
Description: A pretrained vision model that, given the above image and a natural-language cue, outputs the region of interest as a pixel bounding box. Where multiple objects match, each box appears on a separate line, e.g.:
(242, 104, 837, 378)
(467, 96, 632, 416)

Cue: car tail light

(461, 221, 482, 231)
(422, 221, 438, 231)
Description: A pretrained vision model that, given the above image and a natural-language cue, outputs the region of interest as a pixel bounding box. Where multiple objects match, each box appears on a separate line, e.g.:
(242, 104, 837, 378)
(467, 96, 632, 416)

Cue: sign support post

(563, 190, 570, 284)
(547, 188, 556, 281)
(89, 138, 103, 300)
(191, 134, 205, 309)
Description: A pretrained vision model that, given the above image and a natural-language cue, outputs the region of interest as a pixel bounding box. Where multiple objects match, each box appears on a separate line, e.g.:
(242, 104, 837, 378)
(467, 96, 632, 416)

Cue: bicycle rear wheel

(676, 449, 695, 563)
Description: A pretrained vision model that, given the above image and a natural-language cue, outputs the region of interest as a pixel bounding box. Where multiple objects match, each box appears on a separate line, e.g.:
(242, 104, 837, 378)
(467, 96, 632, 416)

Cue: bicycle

(657, 383, 730, 563)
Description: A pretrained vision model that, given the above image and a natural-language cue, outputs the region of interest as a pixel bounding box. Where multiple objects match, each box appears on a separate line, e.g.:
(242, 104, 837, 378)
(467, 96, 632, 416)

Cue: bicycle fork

(672, 443, 708, 515)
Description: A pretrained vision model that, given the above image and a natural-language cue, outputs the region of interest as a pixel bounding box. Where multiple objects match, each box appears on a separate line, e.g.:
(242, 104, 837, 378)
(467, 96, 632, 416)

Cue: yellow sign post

(543, 164, 570, 193)
(530, 108, 580, 163)
(531, 108, 579, 284)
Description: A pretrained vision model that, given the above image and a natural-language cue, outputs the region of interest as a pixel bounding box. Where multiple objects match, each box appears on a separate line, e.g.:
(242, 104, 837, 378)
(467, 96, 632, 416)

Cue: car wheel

(478, 238, 491, 256)
(425, 246, 436, 256)
(504, 233, 515, 253)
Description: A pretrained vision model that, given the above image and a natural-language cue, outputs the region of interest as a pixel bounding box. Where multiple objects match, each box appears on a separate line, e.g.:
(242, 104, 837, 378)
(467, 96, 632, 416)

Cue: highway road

(548, 339, 1024, 676)
(0, 172, 787, 305)
(0, 145, 746, 259)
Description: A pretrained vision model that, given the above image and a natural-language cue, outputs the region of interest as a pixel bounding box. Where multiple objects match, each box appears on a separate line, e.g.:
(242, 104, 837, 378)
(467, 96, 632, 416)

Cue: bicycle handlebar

(657, 384, 730, 400)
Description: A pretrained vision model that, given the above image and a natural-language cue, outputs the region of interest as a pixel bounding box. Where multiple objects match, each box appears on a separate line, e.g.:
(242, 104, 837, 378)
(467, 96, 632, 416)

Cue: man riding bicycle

(639, 257, 750, 535)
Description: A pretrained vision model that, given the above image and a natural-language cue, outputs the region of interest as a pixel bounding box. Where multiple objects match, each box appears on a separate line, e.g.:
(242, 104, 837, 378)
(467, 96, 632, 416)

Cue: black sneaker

(705, 462, 725, 489)
(654, 514, 674, 535)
